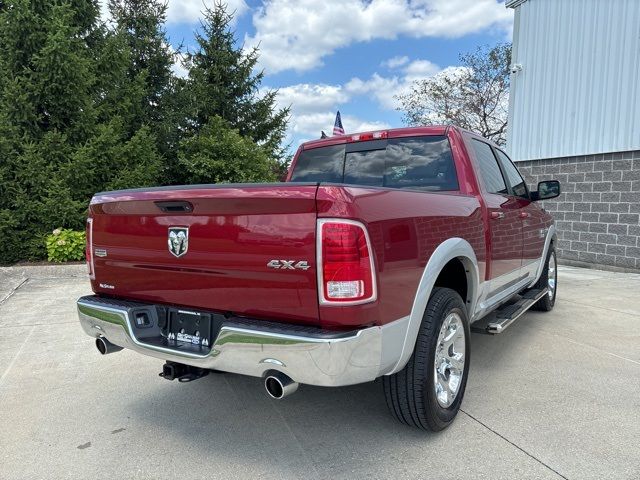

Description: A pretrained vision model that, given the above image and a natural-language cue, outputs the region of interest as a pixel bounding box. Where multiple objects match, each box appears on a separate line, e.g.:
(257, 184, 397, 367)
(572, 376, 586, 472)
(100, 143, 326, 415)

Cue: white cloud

(345, 116, 392, 134)
(99, 0, 249, 25)
(434, 65, 472, 80)
(275, 59, 441, 146)
(246, 0, 512, 73)
(344, 59, 441, 110)
(166, 0, 248, 24)
(345, 74, 401, 110)
(274, 84, 349, 114)
(270, 85, 350, 144)
(292, 111, 391, 142)
(381, 55, 409, 69)
(403, 59, 440, 81)
(271, 84, 392, 143)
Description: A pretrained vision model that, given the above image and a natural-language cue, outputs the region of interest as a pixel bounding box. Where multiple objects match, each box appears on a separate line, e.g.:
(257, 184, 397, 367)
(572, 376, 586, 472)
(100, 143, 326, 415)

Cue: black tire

(383, 288, 470, 431)
(531, 245, 557, 312)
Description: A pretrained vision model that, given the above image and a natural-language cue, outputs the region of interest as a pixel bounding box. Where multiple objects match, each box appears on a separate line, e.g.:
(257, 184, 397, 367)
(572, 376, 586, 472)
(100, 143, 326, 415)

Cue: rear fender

(385, 237, 479, 375)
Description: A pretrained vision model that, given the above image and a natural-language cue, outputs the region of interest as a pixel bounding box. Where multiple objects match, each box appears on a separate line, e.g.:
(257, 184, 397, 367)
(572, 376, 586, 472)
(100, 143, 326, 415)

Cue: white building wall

(506, 0, 640, 161)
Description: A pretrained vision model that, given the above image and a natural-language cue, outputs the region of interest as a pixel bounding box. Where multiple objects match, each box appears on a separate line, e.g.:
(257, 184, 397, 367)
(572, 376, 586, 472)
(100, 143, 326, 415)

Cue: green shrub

(45, 228, 86, 262)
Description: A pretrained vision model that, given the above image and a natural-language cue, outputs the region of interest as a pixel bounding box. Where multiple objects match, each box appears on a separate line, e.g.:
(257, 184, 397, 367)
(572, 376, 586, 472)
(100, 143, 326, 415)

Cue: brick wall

(516, 150, 640, 272)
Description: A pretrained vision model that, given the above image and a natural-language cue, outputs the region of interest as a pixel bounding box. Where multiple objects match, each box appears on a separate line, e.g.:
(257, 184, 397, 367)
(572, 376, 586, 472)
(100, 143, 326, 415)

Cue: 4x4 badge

(267, 259, 310, 270)
(168, 227, 189, 258)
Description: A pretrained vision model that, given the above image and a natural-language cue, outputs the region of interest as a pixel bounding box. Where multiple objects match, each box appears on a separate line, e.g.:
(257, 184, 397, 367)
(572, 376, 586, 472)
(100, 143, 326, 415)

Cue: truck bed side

(315, 185, 485, 328)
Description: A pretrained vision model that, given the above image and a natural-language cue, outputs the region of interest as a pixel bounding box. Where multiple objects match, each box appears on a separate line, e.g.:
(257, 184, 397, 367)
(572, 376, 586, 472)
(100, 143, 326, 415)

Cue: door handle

(519, 211, 531, 219)
(490, 211, 505, 220)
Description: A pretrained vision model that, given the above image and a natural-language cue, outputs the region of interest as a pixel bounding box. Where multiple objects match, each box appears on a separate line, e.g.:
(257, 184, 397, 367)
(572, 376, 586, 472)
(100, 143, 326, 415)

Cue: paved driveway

(1, 265, 638, 479)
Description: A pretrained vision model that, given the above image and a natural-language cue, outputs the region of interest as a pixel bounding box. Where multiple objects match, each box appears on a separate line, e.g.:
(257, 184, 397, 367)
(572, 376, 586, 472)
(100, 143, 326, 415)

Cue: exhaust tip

(95, 337, 123, 355)
(264, 371, 298, 399)
(265, 376, 285, 399)
(96, 337, 107, 355)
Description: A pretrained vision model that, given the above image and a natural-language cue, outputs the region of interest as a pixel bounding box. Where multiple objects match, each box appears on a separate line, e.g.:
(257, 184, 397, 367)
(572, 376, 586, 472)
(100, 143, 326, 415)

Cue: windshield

(290, 135, 458, 191)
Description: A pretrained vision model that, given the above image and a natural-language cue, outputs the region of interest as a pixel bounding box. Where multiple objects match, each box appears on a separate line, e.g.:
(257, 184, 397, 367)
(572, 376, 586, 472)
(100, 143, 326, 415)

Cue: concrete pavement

(0, 265, 638, 479)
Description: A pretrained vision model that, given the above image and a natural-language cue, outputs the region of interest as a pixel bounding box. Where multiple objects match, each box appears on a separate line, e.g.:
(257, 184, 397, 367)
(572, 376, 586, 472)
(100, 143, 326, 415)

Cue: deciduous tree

(397, 43, 511, 145)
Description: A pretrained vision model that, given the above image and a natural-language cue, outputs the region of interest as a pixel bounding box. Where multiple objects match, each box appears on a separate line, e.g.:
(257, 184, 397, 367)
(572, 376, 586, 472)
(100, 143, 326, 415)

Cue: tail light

(86, 217, 94, 279)
(317, 219, 377, 305)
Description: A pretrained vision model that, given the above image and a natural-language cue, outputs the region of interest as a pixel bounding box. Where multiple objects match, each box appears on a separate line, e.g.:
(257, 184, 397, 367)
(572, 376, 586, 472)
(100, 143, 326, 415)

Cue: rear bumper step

(77, 295, 384, 387)
(472, 288, 548, 334)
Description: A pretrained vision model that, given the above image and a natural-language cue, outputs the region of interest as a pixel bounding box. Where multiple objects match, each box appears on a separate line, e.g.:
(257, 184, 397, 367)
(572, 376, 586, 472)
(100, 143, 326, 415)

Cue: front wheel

(383, 288, 470, 431)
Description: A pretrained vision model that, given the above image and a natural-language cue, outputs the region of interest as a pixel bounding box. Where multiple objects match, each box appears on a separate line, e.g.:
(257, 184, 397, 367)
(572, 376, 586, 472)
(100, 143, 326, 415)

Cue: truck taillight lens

(318, 219, 377, 304)
(86, 217, 94, 278)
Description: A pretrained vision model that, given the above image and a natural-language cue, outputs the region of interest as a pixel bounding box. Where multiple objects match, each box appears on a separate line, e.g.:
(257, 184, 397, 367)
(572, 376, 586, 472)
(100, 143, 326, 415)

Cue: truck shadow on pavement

(121, 314, 552, 476)
(125, 373, 448, 475)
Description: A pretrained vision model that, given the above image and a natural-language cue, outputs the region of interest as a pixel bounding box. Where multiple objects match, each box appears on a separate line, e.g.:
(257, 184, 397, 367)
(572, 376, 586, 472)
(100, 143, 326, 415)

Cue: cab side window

(495, 150, 529, 199)
(470, 139, 508, 195)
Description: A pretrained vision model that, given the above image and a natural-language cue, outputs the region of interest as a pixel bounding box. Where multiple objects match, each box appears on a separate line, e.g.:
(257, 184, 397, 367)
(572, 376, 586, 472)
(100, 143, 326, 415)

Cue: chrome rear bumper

(77, 295, 393, 387)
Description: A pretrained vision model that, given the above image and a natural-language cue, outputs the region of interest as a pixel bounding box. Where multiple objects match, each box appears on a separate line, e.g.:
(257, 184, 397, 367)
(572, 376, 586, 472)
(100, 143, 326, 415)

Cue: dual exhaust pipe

(95, 337, 298, 398)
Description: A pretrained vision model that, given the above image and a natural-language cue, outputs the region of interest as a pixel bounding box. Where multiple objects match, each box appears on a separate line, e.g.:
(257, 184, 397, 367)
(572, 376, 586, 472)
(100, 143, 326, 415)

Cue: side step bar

(472, 288, 548, 334)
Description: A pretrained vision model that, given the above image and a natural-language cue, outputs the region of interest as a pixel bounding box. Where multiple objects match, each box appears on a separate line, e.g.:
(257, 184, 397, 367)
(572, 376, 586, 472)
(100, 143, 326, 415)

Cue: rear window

(288, 144, 344, 183)
(290, 136, 458, 191)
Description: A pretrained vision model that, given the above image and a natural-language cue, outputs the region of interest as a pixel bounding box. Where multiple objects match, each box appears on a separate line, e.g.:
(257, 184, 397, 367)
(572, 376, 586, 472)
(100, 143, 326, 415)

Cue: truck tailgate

(88, 184, 320, 325)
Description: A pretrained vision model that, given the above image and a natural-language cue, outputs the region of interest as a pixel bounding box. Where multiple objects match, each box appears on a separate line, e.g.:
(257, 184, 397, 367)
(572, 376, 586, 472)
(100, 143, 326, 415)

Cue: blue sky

(158, 0, 513, 150)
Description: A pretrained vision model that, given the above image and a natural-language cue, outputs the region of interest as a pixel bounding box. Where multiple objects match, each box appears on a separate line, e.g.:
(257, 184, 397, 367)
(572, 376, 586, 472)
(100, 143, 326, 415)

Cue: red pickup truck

(77, 126, 560, 431)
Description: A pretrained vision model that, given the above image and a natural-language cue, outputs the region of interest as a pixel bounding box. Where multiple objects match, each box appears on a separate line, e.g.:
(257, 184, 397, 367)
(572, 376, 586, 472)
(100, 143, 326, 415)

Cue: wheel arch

(528, 224, 557, 288)
(386, 237, 480, 375)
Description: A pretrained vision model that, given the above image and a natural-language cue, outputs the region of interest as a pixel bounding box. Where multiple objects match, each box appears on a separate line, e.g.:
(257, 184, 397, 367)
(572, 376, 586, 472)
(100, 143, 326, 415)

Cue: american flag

(332, 111, 344, 135)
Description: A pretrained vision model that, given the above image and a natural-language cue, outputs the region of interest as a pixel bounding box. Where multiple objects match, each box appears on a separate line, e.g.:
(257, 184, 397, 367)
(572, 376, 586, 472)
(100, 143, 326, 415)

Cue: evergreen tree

(184, 2, 289, 163)
(0, 0, 288, 263)
(107, 0, 175, 132)
(0, 1, 100, 261)
(0, 0, 162, 263)
(177, 116, 277, 185)
(106, 0, 187, 181)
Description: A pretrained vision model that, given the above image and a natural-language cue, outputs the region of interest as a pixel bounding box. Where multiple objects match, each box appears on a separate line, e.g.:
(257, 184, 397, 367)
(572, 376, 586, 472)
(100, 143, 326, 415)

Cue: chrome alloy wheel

(433, 312, 466, 408)
(548, 253, 557, 299)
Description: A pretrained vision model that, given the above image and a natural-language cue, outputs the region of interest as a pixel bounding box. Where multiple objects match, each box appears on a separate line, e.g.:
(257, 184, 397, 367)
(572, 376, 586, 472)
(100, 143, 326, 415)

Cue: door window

(470, 140, 508, 194)
(495, 150, 529, 199)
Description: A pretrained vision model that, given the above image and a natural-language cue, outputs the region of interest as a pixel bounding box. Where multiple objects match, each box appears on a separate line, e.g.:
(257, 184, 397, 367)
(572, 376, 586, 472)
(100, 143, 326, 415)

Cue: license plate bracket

(166, 309, 213, 348)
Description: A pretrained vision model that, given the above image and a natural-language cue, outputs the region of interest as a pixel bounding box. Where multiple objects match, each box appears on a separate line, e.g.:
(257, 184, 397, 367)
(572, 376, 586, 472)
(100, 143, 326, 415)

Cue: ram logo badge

(267, 260, 310, 270)
(168, 227, 189, 258)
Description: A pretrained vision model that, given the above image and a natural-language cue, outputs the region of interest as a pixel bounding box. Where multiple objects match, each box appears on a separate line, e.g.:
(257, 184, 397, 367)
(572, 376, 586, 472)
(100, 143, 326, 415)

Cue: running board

(471, 288, 548, 334)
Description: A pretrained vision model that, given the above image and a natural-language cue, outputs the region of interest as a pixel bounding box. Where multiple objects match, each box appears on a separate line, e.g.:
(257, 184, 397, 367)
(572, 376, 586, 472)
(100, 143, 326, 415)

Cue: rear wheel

(531, 245, 557, 311)
(383, 288, 470, 431)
